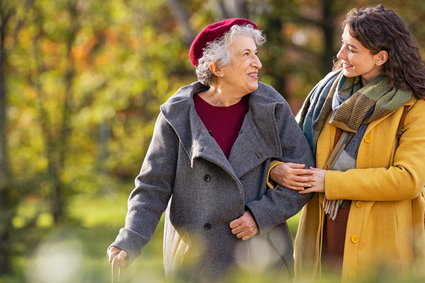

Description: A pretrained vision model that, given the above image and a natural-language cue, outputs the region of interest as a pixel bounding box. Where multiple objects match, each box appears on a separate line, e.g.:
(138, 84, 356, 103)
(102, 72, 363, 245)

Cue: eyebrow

(240, 48, 257, 53)
(347, 43, 357, 49)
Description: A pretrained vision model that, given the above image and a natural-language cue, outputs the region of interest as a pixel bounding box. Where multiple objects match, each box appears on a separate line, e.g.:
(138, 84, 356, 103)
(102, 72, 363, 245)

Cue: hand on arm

(229, 211, 259, 241)
(270, 162, 315, 191)
(299, 168, 326, 194)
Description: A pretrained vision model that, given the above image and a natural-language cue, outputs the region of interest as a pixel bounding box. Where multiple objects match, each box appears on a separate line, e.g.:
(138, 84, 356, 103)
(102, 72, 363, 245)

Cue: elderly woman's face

(336, 25, 383, 84)
(220, 35, 262, 95)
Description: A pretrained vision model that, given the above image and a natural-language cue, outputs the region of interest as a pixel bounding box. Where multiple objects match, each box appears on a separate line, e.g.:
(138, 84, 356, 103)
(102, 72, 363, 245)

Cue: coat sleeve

(325, 100, 425, 201)
(246, 100, 316, 235)
(110, 112, 178, 262)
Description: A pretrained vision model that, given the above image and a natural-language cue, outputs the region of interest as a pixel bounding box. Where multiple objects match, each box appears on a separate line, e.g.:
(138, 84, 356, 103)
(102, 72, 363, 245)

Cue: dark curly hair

(334, 5, 425, 99)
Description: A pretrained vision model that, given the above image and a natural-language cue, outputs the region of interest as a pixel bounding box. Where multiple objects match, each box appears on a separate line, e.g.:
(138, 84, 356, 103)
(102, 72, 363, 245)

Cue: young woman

(270, 5, 425, 281)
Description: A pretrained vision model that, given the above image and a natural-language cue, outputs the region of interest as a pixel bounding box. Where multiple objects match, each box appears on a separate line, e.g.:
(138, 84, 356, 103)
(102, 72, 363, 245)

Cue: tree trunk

(52, 0, 79, 223)
(217, 0, 249, 19)
(0, 3, 12, 274)
(320, 0, 336, 75)
(167, 0, 195, 45)
(29, 0, 79, 223)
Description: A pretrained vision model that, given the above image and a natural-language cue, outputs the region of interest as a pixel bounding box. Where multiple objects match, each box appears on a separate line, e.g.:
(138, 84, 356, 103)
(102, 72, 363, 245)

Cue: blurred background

(1, 0, 425, 282)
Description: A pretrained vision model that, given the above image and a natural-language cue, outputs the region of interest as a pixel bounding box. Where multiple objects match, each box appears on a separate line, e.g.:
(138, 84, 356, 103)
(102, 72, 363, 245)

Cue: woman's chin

(342, 69, 356, 78)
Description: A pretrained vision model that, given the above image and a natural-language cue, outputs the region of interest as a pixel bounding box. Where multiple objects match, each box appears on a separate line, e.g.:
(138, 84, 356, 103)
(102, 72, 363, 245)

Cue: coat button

(355, 201, 363, 208)
(204, 174, 211, 182)
(351, 235, 360, 243)
(364, 135, 372, 143)
(203, 223, 212, 230)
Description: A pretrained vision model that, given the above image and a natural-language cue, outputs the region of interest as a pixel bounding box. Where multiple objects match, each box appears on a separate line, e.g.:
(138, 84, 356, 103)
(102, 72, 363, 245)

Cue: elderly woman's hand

(107, 246, 128, 265)
(270, 162, 315, 191)
(229, 211, 259, 240)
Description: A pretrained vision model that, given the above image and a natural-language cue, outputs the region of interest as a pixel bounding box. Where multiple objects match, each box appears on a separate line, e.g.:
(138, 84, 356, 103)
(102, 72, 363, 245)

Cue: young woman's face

(219, 35, 262, 95)
(337, 25, 383, 84)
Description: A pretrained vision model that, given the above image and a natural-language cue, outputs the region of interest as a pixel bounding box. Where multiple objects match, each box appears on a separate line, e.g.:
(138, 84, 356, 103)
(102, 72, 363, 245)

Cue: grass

(1, 190, 165, 283)
(3, 190, 425, 283)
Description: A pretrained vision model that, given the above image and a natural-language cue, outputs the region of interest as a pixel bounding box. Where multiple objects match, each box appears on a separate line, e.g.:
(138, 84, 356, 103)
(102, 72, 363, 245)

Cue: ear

(375, 50, 388, 66)
(208, 62, 224, 77)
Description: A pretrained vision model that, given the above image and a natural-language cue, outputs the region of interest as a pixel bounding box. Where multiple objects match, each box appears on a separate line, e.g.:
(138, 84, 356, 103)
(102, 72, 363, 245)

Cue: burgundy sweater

(194, 93, 249, 157)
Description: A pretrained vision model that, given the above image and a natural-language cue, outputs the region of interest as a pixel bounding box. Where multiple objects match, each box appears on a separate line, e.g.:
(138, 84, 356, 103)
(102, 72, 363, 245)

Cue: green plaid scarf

(300, 70, 412, 154)
(329, 72, 412, 132)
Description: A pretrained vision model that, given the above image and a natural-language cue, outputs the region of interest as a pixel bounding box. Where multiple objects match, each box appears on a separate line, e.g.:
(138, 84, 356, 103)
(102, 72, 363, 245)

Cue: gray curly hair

(196, 24, 266, 85)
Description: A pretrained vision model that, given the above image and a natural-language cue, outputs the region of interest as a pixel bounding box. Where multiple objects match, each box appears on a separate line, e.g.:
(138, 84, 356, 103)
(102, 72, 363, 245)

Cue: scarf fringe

(323, 199, 344, 220)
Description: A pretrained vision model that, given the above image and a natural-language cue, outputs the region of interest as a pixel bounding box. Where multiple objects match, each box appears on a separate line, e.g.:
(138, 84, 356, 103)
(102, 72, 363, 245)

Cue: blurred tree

(167, 0, 195, 44)
(0, 0, 13, 273)
(26, 0, 81, 223)
(0, 0, 35, 273)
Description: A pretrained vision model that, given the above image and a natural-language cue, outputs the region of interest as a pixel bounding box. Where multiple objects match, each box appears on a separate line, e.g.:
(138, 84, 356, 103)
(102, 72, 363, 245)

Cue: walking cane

(111, 256, 121, 283)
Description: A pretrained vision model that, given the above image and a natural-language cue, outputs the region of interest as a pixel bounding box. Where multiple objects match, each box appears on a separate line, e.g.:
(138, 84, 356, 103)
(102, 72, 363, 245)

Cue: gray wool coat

(111, 81, 315, 280)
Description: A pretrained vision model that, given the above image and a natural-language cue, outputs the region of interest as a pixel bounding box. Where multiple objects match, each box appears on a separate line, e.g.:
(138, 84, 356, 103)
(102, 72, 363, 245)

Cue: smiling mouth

(342, 62, 353, 69)
(248, 72, 258, 79)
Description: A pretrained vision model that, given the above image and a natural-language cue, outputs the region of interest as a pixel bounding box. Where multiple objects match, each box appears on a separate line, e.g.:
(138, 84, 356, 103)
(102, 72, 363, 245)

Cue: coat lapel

(229, 86, 282, 178)
(161, 81, 281, 180)
(228, 110, 277, 178)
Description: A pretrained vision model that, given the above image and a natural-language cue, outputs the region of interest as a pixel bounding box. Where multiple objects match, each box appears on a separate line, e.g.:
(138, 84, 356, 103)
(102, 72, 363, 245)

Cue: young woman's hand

(298, 168, 326, 194)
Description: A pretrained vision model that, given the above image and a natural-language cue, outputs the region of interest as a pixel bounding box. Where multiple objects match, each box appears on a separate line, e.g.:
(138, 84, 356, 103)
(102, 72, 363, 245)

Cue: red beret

(189, 18, 259, 66)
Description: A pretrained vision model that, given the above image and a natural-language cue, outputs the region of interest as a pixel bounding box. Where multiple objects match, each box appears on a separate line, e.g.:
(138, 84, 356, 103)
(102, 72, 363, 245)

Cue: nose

(337, 45, 346, 61)
(252, 55, 262, 70)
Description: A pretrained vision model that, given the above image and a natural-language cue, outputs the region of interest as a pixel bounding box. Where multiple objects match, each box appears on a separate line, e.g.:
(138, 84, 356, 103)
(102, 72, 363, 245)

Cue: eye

(340, 41, 355, 53)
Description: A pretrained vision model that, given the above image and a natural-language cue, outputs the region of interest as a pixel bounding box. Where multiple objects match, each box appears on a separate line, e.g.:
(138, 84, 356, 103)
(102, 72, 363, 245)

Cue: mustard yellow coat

(294, 98, 425, 282)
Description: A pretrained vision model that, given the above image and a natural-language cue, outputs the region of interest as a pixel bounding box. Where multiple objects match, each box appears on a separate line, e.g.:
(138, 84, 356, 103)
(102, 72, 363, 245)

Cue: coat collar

(160, 81, 282, 178)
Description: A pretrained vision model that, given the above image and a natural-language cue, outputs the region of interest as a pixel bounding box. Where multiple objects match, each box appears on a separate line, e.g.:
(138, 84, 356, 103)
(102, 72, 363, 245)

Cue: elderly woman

(270, 5, 425, 282)
(107, 18, 314, 281)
